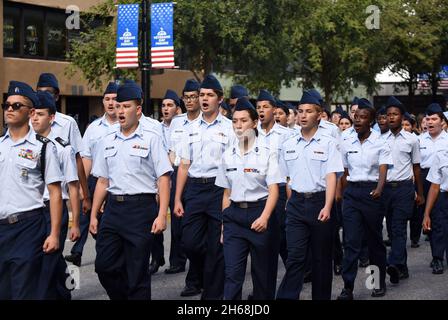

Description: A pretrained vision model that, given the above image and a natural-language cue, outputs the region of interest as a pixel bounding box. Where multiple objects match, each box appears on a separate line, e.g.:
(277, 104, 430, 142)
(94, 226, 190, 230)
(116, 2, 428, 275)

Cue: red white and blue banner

(418, 65, 448, 91)
(116, 4, 139, 68)
(151, 2, 175, 69)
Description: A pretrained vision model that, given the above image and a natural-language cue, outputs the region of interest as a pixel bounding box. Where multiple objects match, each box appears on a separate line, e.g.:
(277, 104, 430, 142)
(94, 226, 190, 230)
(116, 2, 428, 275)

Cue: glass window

(3, 6, 20, 55)
(47, 11, 66, 59)
(23, 8, 44, 57)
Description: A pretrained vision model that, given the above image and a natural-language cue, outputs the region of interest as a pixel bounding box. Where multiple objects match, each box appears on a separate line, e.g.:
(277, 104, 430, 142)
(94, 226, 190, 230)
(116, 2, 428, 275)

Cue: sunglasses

(1, 102, 31, 111)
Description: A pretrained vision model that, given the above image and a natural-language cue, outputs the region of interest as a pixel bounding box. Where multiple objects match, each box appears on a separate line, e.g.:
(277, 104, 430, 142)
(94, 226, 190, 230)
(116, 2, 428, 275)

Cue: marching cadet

(340, 97, 359, 140)
(32, 91, 80, 300)
(36, 73, 91, 218)
(274, 99, 291, 129)
(89, 81, 172, 300)
(216, 98, 283, 300)
(375, 106, 389, 135)
(308, 89, 340, 139)
(256, 90, 291, 266)
(422, 136, 448, 274)
(286, 102, 297, 130)
(167, 79, 203, 297)
(174, 75, 233, 300)
(65, 82, 119, 267)
(418, 104, 448, 273)
(383, 96, 424, 284)
(228, 85, 249, 113)
(0, 81, 63, 299)
(276, 90, 344, 300)
(338, 111, 352, 132)
(336, 98, 391, 300)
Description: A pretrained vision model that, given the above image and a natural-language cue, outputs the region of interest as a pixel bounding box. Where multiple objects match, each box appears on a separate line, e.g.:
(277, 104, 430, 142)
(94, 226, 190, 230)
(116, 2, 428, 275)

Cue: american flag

(418, 79, 448, 91)
(116, 4, 139, 69)
(151, 3, 175, 69)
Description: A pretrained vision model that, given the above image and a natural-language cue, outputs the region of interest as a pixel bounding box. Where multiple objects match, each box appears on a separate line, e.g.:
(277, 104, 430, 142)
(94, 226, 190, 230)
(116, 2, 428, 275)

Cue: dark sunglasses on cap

(1, 102, 32, 110)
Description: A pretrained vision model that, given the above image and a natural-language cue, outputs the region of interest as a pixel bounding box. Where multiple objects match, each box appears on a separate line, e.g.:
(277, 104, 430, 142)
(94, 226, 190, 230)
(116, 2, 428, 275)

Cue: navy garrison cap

(299, 90, 322, 107)
(200, 75, 223, 91)
(340, 111, 351, 121)
(385, 96, 405, 114)
(377, 106, 386, 115)
(357, 98, 373, 109)
(335, 105, 344, 114)
(351, 97, 359, 106)
(36, 91, 57, 113)
(230, 85, 248, 99)
(404, 112, 416, 125)
(220, 101, 231, 112)
(276, 99, 289, 114)
(37, 73, 59, 93)
(8, 81, 39, 107)
(116, 82, 143, 102)
(163, 89, 180, 106)
(104, 82, 118, 96)
(257, 89, 276, 105)
(286, 102, 296, 110)
(234, 97, 255, 111)
(183, 79, 200, 93)
(425, 103, 443, 116)
(308, 89, 324, 106)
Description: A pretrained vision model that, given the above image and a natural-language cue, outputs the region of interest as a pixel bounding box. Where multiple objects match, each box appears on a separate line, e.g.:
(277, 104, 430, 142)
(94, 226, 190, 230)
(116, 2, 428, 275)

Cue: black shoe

(358, 260, 369, 268)
(432, 259, 444, 274)
(383, 239, 392, 247)
(164, 266, 185, 274)
(303, 271, 312, 283)
(64, 253, 81, 267)
(430, 259, 435, 268)
(149, 257, 165, 275)
(337, 288, 353, 300)
(180, 286, 202, 297)
(424, 235, 430, 241)
(411, 241, 420, 248)
(371, 286, 386, 298)
(387, 265, 400, 284)
(334, 264, 342, 276)
(398, 266, 409, 280)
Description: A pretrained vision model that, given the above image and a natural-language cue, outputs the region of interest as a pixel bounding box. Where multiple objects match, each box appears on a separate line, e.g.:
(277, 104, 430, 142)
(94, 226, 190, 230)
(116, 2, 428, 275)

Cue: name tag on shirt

(311, 149, 327, 161)
(347, 151, 358, 154)
(226, 168, 237, 172)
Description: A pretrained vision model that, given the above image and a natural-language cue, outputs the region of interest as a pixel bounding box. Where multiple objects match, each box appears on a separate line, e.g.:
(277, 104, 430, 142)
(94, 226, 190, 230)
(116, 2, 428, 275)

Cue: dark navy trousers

(0, 209, 46, 299)
(383, 181, 415, 267)
(341, 183, 387, 289)
(168, 167, 186, 268)
(275, 184, 288, 266)
(71, 175, 97, 255)
(410, 168, 430, 243)
(37, 202, 71, 300)
(223, 201, 279, 300)
(431, 192, 448, 261)
(181, 179, 224, 300)
(95, 194, 157, 300)
(277, 191, 334, 300)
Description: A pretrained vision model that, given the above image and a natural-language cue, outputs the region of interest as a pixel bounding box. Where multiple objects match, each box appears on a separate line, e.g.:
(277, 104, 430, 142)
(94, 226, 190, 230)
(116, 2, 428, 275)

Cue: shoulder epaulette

(36, 134, 51, 144)
(55, 137, 70, 147)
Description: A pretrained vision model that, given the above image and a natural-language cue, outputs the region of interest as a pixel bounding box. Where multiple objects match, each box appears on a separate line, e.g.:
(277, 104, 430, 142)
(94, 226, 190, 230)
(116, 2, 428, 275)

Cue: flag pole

(141, 0, 152, 116)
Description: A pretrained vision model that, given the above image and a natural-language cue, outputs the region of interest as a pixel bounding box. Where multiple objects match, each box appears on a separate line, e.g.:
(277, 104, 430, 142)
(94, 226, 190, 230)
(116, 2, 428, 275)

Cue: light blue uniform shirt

(418, 131, 448, 169)
(340, 129, 393, 182)
(169, 113, 201, 166)
(51, 112, 83, 154)
(340, 126, 356, 141)
(426, 149, 448, 192)
(382, 129, 420, 182)
(81, 114, 119, 162)
(257, 122, 292, 152)
(93, 124, 173, 195)
(280, 129, 344, 193)
(43, 131, 78, 201)
(319, 120, 340, 140)
(179, 113, 234, 178)
(161, 120, 171, 151)
(215, 137, 285, 202)
(140, 115, 167, 151)
(0, 128, 63, 219)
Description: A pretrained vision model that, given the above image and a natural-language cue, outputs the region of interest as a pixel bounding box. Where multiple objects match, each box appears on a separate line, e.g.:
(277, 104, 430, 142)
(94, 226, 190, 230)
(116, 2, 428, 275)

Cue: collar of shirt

(98, 114, 117, 127)
(257, 122, 280, 136)
(114, 123, 144, 141)
(351, 129, 378, 145)
(4, 127, 38, 146)
(161, 120, 170, 128)
(200, 112, 223, 126)
(296, 127, 325, 145)
(231, 138, 262, 158)
(384, 128, 408, 139)
(183, 112, 202, 125)
(422, 130, 448, 141)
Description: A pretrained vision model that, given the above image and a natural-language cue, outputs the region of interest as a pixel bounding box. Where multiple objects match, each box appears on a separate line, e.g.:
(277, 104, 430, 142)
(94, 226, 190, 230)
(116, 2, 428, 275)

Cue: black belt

(232, 200, 266, 209)
(109, 193, 156, 202)
(348, 181, 378, 188)
(0, 208, 43, 225)
(188, 177, 216, 184)
(293, 190, 325, 199)
(386, 180, 413, 188)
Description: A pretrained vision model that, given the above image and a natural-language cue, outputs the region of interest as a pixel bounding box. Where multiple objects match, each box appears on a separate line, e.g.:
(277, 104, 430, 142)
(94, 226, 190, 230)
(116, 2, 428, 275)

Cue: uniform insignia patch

(133, 144, 149, 150)
(189, 133, 199, 137)
(55, 137, 69, 147)
(226, 168, 237, 172)
(105, 146, 115, 150)
(313, 151, 324, 155)
(18, 149, 37, 160)
(286, 150, 296, 154)
(217, 132, 227, 137)
(244, 168, 260, 173)
(347, 151, 358, 154)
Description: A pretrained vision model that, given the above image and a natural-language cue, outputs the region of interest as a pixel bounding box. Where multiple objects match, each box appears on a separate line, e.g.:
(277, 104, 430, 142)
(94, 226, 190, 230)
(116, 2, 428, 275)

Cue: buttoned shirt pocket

(311, 149, 328, 161)
(188, 133, 201, 144)
(129, 145, 150, 168)
(16, 156, 38, 184)
(104, 146, 118, 170)
(212, 132, 229, 145)
(398, 143, 412, 155)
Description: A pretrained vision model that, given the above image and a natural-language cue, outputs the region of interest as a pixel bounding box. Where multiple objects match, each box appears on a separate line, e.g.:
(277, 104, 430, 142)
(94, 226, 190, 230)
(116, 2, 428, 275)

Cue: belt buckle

(240, 202, 248, 209)
(116, 195, 124, 202)
(391, 182, 398, 188)
(304, 193, 313, 199)
(202, 178, 208, 184)
(8, 214, 19, 224)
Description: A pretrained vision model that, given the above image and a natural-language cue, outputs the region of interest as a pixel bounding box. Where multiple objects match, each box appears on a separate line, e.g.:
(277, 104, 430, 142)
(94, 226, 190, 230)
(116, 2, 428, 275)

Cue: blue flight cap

(37, 73, 59, 93)
(351, 97, 359, 106)
(286, 102, 296, 111)
(7, 81, 39, 107)
(230, 85, 248, 99)
(299, 90, 322, 107)
(335, 105, 344, 114)
(200, 75, 223, 91)
(425, 103, 443, 116)
(183, 79, 200, 93)
(357, 98, 373, 109)
(377, 106, 387, 116)
(234, 97, 255, 111)
(308, 89, 324, 106)
(116, 82, 143, 103)
(340, 111, 351, 121)
(163, 89, 180, 106)
(404, 112, 416, 125)
(275, 99, 289, 114)
(104, 82, 118, 96)
(36, 91, 57, 113)
(220, 101, 231, 112)
(385, 96, 406, 114)
(257, 89, 276, 106)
